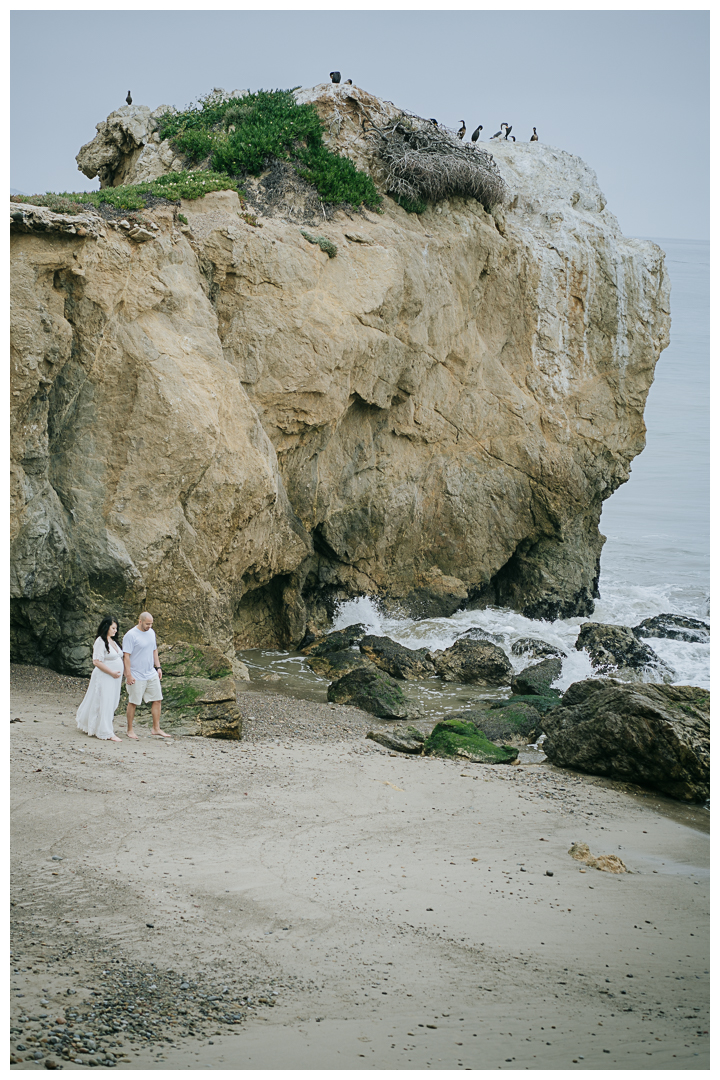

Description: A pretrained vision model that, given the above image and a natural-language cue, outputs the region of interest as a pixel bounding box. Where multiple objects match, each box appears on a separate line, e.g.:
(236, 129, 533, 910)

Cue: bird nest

(367, 116, 508, 212)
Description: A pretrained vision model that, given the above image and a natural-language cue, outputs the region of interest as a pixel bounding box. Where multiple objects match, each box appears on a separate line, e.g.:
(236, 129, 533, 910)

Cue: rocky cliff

(10, 84, 670, 674)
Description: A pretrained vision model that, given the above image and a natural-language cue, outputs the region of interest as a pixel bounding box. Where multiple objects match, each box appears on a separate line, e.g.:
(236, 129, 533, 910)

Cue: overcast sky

(11, 8, 709, 240)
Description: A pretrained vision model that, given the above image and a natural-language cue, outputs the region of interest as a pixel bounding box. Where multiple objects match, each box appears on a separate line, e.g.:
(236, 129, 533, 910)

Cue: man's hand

(126, 673, 136, 686)
(156, 666, 162, 681)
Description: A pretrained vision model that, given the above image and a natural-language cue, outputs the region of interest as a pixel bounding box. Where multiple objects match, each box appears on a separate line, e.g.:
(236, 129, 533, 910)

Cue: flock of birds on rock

(124, 81, 540, 144)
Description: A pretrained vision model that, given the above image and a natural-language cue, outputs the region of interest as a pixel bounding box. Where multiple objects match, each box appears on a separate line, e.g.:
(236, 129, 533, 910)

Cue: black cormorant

(530, 127, 538, 141)
(504, 124, 513, 140)
(344, 79, 352, 84)
(457, 121, 466, 140)
(429, 118, 438, 126)
(471, 124, 483, 142)
(330, 71, 341, 84)
(491, 123, 507, 139)
(126, 91, 132, 105)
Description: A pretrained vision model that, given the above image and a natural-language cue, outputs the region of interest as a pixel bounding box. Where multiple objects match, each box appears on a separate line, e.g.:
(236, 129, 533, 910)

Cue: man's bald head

(138, 611, 154, 630)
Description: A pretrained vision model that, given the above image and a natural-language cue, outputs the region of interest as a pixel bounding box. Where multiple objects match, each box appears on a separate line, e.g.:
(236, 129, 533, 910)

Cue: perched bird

(504, 124, 513, 140)
(344, 79, 352, 85)
(471, 124, 483, 142)
(429, 118, 438, 126)
(329, 71, 341, 84)
(126, 91, 132, 105)
(530, 127, 539, 141)
(457, 120, 466, 139)
(491, 123, 507, 139)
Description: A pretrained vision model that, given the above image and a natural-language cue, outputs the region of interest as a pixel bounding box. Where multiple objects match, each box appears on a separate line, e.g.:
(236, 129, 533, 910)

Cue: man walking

(123, 611, 170, 739)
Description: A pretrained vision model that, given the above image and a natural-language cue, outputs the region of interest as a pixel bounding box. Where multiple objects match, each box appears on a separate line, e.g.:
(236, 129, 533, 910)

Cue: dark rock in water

(424, 719, 518, 763)
(306, 650, 374, 679)
(511, 657, 563, 697)
(359, 635, 435, 680)
(632, 613, 710, 644)
(493, 692, 561, 714)
(542, 679, 709, 802)
(430, 639, 512, 685)
(366, 725, 427, 753)
(327, 667, 420, 719)
(385, 568, 468, 620)
(301, 623, 368, 656)
(157, 642, 232, 680)
(511, 636, 566, 660)
(463, 702, 541, 744)
(575, 622, 667, 676)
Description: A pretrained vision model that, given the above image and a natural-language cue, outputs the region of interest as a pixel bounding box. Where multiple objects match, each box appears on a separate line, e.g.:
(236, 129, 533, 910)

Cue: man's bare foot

(126, 731, 139, 740)
(109, 735, 122, 742)
(150, 729, 172, 738)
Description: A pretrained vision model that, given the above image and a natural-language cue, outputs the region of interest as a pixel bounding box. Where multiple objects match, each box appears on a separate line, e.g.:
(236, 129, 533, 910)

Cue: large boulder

(542, 679, 710, 802)
(632, 613, 710, 644)
(423, 719, 519, 763)
(511, 657, 563, 697)
(301, 624, 368, 657)
(511, 637, 566, 661)
(574, 622, 669, 678)
(458, 702, 542, 745)
(430, 639, 513, 685)
(359, 635, 435, 680)
(306, 649, 374, 679)
(366, 725, 427, 753)
(117, 639, 242, 738)
(326, 667, 420, 720)
(385, 567, 468, 619)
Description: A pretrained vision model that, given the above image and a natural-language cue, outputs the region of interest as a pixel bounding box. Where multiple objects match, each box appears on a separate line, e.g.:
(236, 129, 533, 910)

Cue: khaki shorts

(127, 674, 163, 705)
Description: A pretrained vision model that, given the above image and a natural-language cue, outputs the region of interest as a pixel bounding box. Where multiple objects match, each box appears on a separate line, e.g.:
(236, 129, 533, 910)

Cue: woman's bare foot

(126, 731, 139, 740)
(109, 735, 122, 742)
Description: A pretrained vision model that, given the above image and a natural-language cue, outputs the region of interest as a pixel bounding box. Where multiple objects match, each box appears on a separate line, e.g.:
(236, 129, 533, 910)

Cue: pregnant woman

(76, 616, 124, 742)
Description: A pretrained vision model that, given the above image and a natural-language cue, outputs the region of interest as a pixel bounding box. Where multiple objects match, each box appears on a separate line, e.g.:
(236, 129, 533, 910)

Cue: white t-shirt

(122, 626, 158, 680)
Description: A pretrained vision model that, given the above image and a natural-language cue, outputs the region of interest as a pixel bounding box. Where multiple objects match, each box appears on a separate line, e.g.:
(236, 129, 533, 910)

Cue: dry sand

(10, 664, 709, 1070)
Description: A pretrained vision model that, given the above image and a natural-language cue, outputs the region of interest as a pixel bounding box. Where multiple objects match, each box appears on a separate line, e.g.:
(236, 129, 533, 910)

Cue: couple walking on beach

(75, 611, 170, 741)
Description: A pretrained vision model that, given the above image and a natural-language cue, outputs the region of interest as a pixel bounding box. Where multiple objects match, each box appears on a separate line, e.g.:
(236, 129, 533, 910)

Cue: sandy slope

(10, 667, 709, 1070)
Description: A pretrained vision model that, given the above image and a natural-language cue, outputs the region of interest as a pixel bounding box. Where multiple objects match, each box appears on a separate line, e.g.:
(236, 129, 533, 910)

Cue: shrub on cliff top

(11, 170, 240, 213)
(157, 88, 382, 210)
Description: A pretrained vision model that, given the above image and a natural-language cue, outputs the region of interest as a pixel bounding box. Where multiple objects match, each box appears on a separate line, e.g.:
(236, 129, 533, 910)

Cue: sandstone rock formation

(568, 842, 627, 874)
(543, 679, 710, 802)
(11, 83, 670, 673)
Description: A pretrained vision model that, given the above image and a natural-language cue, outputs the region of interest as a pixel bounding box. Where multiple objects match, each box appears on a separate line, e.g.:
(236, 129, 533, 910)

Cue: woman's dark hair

(96, 615, 120, 653)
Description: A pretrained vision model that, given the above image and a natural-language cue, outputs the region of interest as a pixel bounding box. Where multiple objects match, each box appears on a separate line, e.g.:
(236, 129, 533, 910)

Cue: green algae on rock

(423, 719, 518, 763)
(327, 667, 420, 719)
(455, 702, 542, 744)
(510, 657, 563, 697)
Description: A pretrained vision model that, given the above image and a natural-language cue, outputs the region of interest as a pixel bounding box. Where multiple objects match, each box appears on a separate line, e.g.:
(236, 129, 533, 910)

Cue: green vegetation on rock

(497, 692, 562, 714)
(158, 88, 382, 210)
(390, 193, 427, 215)
(300, 230, 338, 257)
(11, 171, 241, 213)
(424, 719, 518, 763)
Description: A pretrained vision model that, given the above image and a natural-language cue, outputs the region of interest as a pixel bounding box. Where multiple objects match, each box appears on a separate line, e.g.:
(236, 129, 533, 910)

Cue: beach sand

(10, 664, 709, 1070)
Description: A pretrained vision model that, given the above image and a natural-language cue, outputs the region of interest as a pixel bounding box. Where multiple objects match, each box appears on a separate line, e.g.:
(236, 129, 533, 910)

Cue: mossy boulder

(327, 667, 420, 720)
(359, 635, 435, 680)
(451, 702, 541, 744)
(366, 725, 427, 753)
(424, 719, 518, 763)
(497, 692, 562, 714)
(157, 641, 232, 680)
(511, 657, 563, 697)
(430, 639, 513, 685)
(301, 624, 368, 657)
(306, 650, 374, 679)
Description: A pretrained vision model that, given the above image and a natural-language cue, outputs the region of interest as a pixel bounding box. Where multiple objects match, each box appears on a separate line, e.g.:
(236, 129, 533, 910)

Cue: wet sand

(10, 664, 709, 1070)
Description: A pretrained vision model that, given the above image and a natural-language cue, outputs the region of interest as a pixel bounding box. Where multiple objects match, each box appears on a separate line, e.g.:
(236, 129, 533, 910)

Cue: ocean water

(244, 238, 709, 705)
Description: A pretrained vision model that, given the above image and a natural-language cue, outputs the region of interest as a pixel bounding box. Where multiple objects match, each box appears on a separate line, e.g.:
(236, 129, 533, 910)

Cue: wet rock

(499, 692, 562, 714)
(511, 657, 563, 697)
(300, 624, 368, 657)
(430, 639, 513, 685)
(632, 613, 709, 644)
(366, 725, 427, 753)
(327, 668, 420, 720)
(359, 635, 435, 680)
(423, 719, 518, 763)
(542, 679, 710, 802)
(574, 622, 666, 676)
(511, 637, 566, 660)
(156, 642, 233, 680)
(459, 702, 542, 744)
(456, 627, 503, 645)
(385, 568, 468, 620)
(568, 841, 627, 874)
(306, 650, 374, 679)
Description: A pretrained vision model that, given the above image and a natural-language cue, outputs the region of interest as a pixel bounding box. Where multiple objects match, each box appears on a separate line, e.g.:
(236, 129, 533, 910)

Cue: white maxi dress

(76, 637, 124, 739)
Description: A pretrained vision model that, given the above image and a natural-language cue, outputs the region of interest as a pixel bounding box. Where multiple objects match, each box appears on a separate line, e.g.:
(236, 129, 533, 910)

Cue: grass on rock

(11, 171, 241, 213)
